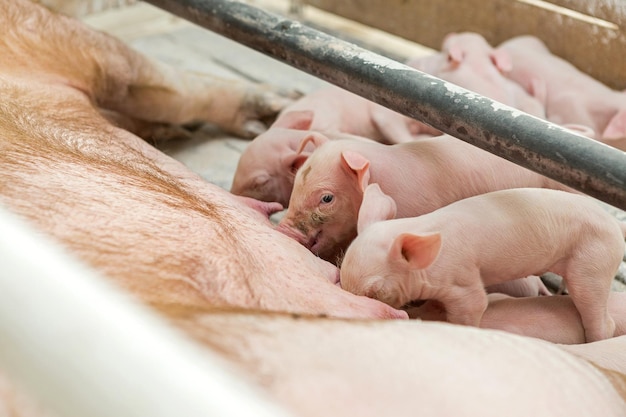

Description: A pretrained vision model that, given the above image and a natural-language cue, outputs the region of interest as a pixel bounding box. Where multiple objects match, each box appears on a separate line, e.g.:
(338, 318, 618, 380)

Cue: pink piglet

(340, 185, 625, 342)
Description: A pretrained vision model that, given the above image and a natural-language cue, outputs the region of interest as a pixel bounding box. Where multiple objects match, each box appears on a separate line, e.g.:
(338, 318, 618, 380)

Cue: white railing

(0, 205, 293, 417)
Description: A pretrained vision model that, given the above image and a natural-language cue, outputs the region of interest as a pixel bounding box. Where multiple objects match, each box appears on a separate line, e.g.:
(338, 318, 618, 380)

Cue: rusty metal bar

(146, 0, 626, 210)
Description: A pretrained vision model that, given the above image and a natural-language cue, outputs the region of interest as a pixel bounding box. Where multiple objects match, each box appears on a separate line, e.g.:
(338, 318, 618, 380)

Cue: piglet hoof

(444, 290, 488, 328)
(234, 86, 303, 138)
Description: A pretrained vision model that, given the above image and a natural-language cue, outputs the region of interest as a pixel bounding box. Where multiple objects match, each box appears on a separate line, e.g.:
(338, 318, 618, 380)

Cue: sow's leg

(3, 0, 294, 138)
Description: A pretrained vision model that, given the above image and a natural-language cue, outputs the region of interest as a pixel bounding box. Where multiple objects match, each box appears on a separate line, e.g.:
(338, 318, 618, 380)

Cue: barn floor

(80, 1, 626, 292)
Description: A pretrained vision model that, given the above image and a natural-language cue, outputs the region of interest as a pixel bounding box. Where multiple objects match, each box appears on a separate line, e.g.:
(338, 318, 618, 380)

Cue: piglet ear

(601, 109, 626, 141)
(273, 110, 314, 130)
(390, 232, 442, 270)
(490, 49, 512, 73)
(447, 45, 464, 65)
(296, 132, 329, 155)
(282, 152, 308, 174)
(341, 150, 371, 193)
(357, 183, 397, 234)
(442, 33, 464, 65)
(290, 133, 330, 174)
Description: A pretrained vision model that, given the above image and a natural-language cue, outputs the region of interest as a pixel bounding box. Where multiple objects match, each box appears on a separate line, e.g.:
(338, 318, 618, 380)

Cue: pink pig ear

(357, 183, 397, 234)
(288, 133, 329, 174)
(447, 45, 464, 65)
(528, 78, 548, 104)
(390, 233, 442, 270)
(273, 110, 314, 130)
(283, 152, 309, 174)
(601, 109, 626, 141)
(490, 49, 512, 73)
(443, 33, 464, 65)
(296, 132, 329, 155)
(341, 150, 371, 193)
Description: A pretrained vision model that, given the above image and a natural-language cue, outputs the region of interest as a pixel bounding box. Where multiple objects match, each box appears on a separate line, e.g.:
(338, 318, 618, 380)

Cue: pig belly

(170, 309, 626, 417)
(1, 129, 405, 320)
(4, 309, 626, 417)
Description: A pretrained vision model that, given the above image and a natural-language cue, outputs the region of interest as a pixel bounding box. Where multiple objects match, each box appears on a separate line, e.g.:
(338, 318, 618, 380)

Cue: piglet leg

(564, 264, 616, 343)
(442, 283, 489, 328)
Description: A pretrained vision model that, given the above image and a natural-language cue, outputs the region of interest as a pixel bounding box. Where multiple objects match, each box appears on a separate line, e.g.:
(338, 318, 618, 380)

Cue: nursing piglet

(230, 86, 440, 206)
(498, 35, 626, 149)
(276, 133, 570, 264)
(340, 185, 625, 342)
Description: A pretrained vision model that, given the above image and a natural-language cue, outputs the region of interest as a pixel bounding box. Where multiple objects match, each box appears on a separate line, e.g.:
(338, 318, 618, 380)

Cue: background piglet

(230, 85, 440, 206)
(276, 133, 571, 264)
(267, 86, 440, 143)
(340, 185, 625, 342)
(498, 35, 626, 149)
(407, 32, 546, 118)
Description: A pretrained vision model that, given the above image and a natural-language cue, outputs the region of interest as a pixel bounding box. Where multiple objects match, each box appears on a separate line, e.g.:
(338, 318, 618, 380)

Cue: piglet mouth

(307, 231, 321, 252)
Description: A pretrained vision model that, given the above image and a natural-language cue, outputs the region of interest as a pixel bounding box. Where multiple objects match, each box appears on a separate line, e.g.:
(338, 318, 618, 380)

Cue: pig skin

(162, 306, 626, 417)
(341, 185, 625, 342)
(5, 298, 626, 417)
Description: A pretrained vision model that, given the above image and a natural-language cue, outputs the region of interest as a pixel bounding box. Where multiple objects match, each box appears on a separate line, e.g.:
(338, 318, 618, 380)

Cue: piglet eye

(320, 194, 334, 204)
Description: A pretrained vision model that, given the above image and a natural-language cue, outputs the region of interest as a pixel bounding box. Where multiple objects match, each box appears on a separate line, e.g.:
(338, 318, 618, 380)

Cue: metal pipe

(0, 205, 293, 417)
(145, 0, 626, 210)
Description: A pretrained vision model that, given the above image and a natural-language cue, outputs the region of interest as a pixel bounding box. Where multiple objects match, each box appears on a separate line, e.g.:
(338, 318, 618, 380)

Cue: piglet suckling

(275, 133, 571, 264)
(230, 86, 440, 206)
(497, 35, 626, 149)
(340, 185, 626, 342)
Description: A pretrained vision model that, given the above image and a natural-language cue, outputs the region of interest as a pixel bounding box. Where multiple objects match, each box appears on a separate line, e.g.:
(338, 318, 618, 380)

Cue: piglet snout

(275, 221, 310, 246)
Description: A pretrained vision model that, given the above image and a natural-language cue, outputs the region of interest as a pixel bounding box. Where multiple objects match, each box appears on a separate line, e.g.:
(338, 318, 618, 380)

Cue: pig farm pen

(80, 0, 626, 292)
(3, 1, 626, 416)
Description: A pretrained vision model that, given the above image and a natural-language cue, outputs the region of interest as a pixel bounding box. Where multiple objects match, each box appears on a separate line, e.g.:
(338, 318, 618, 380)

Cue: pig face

(230, 113, 316, 206)
(341, 230, 443, 308)
(340, 184, 442, 308)
(230, 137, 297, 207)
(276, 135, 371, 263)
(441, 32, 512, 72)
